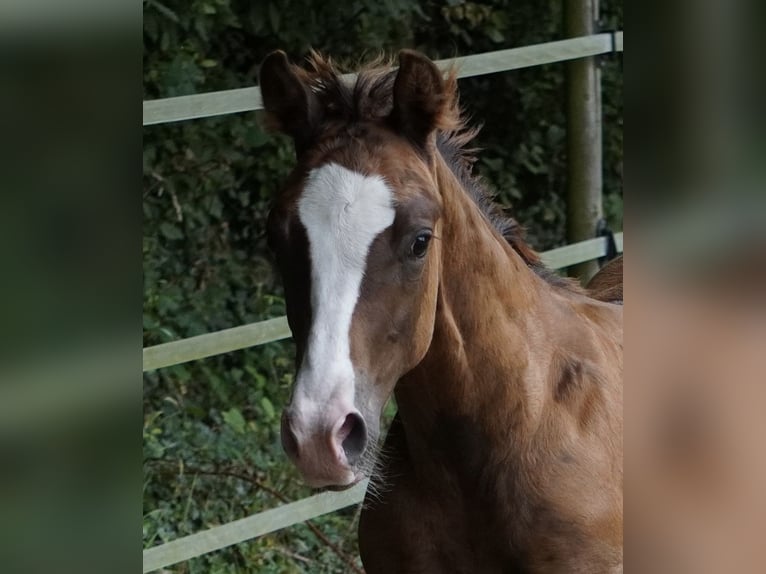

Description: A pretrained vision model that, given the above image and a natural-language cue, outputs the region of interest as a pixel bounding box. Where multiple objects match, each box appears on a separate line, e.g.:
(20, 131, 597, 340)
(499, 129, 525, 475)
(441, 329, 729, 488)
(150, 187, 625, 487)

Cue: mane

(288, 52, 580, 290)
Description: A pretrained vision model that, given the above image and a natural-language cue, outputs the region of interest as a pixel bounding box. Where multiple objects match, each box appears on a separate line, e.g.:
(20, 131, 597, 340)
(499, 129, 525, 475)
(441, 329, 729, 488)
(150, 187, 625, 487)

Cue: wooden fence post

(565, 0, 603, 283)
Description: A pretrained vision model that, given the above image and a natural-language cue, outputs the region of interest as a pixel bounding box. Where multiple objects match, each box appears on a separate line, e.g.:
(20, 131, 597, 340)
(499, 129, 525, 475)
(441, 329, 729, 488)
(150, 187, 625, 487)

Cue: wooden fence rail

(143, 480, 369, 573)
(143, 32, 622, 126)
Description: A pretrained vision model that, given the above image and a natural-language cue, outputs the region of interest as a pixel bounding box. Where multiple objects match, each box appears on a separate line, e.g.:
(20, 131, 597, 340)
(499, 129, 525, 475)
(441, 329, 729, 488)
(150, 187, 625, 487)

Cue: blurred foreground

(0, 0, 764, 572)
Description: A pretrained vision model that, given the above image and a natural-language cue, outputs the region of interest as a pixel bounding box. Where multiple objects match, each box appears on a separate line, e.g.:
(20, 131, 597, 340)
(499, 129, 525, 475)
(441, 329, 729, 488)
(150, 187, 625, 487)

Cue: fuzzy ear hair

(389, 50, 448, 149)
(259, 50, 318, 154)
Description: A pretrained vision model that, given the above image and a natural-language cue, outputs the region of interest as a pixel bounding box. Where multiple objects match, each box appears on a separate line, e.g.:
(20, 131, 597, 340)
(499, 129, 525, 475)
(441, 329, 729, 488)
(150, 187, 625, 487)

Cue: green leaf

(223, 408, 246, 434)
(208, 196, 223, 218)
(149, 0, 180, 24)
(260, 397, 275, 420)
(159, 222, 184, 240)
(244, 127, 269, 148)
(486, 28, 505, 43)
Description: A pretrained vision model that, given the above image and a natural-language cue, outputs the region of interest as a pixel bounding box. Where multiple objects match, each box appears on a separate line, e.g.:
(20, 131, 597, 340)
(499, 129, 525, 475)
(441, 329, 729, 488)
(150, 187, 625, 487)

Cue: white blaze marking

(293, 163, 395, 423)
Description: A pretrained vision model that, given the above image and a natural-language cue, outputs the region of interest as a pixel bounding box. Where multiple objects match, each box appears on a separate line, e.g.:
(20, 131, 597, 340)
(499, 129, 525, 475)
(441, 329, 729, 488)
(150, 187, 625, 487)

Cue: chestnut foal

(260, 49, 623, 573)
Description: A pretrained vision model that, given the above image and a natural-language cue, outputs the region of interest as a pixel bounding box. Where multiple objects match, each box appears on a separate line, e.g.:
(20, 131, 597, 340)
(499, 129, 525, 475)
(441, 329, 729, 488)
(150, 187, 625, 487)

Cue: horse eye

(410, 231, 432, 259)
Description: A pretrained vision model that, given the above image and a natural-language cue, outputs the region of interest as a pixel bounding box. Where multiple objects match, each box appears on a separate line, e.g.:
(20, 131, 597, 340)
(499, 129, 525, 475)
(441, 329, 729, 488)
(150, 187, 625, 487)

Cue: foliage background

(143, 0, 622, 571)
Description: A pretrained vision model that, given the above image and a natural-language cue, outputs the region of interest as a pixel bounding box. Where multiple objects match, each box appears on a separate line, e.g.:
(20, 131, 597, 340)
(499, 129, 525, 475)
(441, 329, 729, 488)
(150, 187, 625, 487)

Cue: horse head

(261, 50, 452, 488)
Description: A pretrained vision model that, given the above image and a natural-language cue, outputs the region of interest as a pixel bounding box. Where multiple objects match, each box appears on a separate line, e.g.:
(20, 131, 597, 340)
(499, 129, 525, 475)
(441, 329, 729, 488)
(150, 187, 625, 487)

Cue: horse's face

(261, 50, 449, 487)
(268, 148, 441, 487)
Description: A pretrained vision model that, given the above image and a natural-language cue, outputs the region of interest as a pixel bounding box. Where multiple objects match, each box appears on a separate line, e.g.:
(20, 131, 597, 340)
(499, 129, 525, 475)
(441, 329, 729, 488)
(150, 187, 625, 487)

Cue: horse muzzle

(280, 408, 368, 488)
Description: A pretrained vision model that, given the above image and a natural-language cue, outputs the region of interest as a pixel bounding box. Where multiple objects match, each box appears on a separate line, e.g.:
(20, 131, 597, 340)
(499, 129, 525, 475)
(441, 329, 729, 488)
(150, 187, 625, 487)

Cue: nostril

(338, 412, 367, 465)
(280, 412, 299, 460)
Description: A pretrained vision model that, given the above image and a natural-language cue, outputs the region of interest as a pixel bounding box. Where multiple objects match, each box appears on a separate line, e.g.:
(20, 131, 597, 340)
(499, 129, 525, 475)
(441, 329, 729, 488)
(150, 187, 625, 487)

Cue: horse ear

(390, 50, 447, 149)
(259, 50, 317, 154)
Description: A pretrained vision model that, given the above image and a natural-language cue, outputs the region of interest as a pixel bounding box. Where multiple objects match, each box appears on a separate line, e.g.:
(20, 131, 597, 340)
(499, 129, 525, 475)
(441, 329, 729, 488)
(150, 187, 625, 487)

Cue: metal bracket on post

(609, 29, 619, 54)
(597, 26, 620, 68)
(596, 218, 618, 266)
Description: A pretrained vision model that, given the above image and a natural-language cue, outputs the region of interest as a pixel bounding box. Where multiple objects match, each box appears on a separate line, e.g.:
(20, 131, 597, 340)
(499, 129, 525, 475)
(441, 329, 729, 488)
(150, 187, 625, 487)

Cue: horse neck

(395, 155, 565, 452)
